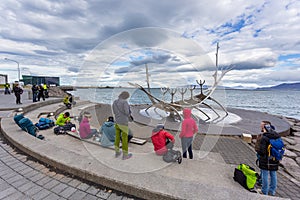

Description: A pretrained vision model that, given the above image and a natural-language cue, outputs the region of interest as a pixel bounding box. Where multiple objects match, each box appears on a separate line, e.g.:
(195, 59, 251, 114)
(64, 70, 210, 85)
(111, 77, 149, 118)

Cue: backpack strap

(267, 143, 276, 161)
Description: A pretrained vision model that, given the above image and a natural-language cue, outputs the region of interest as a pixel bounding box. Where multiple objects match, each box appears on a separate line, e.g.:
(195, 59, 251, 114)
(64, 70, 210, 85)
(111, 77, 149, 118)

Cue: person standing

(37, 84, 45, 101)
(43, 83, 49, 98)
(31, 84, 38, 102)
(255, 121, 276, 186)
(179, 108, 198, 159)
(4, 83, 10, 94)
(13, 83, 23, 104)
(112, 91, 132, 160)
(258, 122, 280, 196)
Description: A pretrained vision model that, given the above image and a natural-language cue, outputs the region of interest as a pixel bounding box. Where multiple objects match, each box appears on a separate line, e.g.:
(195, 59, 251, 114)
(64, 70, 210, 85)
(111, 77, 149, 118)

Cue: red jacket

(179, 108, 198, 138)
(151, 128, 175, 155)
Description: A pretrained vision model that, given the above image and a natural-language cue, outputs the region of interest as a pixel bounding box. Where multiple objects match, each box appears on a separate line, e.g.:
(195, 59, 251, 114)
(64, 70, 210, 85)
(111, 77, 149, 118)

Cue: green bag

(237, 164, 258, 189)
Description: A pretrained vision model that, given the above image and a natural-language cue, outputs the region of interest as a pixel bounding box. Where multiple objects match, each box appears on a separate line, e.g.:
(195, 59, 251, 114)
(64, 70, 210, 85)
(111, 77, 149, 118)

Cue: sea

(71, 88, 300, 120)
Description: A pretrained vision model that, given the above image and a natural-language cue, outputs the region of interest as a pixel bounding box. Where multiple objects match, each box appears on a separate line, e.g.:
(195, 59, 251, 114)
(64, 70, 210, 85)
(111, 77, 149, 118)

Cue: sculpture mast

(145, 63, 150, 92)
(215, 42, 219, 67)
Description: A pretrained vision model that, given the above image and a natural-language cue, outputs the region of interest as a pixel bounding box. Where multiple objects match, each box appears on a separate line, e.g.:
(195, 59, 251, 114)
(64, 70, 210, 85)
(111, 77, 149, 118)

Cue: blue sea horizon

(71, 88, 300, 120)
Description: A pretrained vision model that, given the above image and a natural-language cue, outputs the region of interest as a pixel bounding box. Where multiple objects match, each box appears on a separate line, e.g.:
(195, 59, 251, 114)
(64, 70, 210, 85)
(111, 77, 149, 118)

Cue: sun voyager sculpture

(129, 43, 234, 124)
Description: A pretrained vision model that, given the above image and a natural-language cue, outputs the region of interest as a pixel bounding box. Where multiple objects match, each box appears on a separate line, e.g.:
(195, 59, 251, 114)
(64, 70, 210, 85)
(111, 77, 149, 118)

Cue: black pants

(38, 92, 45, 101)
(15, 94, 21, 104)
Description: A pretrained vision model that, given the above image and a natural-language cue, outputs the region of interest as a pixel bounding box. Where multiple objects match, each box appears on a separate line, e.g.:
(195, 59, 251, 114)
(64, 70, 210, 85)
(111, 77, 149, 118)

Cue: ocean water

(72, 88, 300, 120)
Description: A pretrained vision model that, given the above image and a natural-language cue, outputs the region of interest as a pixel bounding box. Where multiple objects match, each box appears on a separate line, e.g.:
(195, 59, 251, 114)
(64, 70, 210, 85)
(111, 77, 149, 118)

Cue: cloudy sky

(0, 0, 299, 88)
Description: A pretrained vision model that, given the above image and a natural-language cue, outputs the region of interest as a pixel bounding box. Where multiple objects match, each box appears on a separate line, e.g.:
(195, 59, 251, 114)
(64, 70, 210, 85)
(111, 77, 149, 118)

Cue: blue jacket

(99, 121, 115, 147)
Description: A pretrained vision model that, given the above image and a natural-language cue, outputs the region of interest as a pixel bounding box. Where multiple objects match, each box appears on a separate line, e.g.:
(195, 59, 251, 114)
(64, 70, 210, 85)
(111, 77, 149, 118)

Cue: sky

(0, 0, 299, 89)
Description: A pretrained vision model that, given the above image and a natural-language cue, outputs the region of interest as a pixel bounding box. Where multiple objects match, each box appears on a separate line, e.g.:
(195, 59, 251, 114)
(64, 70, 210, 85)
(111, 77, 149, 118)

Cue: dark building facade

(22, 75, 60, 86)
(0, 74, 8, 85)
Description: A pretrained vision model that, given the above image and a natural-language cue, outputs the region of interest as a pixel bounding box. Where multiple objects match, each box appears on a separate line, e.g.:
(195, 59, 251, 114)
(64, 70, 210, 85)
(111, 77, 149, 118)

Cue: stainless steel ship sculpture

(129, 43, 234, 123)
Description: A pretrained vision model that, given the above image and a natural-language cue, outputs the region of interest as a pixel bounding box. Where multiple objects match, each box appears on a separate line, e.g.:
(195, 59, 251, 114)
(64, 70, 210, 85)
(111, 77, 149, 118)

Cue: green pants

(114, 124, 129, 156)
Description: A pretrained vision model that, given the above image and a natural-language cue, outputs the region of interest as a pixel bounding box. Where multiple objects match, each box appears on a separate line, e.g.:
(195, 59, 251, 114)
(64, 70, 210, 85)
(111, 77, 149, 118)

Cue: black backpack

(54, 126, 66, 135)
(162, 142, 182, 164)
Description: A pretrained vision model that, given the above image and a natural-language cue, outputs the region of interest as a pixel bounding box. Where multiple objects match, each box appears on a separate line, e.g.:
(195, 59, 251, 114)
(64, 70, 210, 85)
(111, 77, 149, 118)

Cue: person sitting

(99, 116, 133, 147)
(151, 124, 175, 155)
(79, 112, 99, 139)
(55, 112, 71, 126)
(63, 94, 73, 109)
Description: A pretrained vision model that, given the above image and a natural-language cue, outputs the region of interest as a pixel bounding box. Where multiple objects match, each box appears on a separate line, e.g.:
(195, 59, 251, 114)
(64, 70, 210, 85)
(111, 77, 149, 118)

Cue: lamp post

(4, 58, 20, 81)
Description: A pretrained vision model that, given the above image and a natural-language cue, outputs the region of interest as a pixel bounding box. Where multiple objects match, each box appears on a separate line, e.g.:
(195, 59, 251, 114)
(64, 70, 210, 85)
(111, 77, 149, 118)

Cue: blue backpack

(35, 117, 55, 130)
(268, 137, 285, 161)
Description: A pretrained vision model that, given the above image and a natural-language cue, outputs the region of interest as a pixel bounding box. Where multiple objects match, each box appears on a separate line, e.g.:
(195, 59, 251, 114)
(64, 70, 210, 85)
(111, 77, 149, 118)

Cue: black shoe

(257, 182, 262, 187)
(177, 156, 182, 164)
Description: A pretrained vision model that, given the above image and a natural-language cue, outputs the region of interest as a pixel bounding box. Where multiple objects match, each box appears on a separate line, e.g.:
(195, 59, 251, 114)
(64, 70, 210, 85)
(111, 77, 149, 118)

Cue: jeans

(181, 137, 193, 159)
(33, 92, 37, 102)
(261, 169, 277, 195)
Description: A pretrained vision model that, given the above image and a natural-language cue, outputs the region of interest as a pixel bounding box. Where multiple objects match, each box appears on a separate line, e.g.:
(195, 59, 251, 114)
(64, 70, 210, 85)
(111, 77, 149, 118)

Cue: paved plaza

(0, 90, 299, 199)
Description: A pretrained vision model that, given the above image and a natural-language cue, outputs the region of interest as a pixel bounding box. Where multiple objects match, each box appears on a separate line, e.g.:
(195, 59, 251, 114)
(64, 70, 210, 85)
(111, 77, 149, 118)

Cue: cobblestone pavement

(0, 132, 140, 200)
(194, 135, 300, 200)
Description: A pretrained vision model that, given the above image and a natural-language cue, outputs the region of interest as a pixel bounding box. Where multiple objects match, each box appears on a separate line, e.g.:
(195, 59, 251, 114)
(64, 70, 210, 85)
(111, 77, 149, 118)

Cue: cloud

(129, 52, 172, 66)
(0, 0, 299, 88)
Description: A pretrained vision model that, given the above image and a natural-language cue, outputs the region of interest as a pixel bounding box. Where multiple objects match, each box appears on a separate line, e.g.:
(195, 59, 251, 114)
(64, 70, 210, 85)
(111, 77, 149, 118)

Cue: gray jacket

(112, 98, 130, 126)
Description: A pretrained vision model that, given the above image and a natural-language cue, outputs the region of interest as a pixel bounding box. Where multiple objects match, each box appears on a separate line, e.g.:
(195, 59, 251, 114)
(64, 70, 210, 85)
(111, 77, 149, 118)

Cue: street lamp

(4, 58, 20, 81)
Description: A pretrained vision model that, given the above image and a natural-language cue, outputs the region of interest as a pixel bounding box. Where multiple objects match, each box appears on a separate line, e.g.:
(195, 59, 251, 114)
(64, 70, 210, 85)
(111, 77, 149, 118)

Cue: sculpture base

(130, 104, 290, 136)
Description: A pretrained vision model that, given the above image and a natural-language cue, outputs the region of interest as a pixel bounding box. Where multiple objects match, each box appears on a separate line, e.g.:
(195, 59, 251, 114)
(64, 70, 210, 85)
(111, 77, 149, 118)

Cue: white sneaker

(257, 188, 263, 194)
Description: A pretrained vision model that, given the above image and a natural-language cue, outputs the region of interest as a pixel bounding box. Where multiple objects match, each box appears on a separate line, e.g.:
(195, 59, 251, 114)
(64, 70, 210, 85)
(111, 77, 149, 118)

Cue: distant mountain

(256, 82, 300, 90)
(229, 85, 255, 90)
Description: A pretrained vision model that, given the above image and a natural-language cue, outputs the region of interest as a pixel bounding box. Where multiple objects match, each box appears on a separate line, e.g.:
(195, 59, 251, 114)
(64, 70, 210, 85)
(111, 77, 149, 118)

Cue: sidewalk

(0, 90, 33, 110)
(0, 93, 135, 200)
(0, 93, 296, 199)
(0, 134, 138, 200)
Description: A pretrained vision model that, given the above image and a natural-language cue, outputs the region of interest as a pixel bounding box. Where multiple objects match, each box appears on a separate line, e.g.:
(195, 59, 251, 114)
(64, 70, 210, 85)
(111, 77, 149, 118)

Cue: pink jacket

(179, 108, 198, 138)
(79, 117, 92, 139)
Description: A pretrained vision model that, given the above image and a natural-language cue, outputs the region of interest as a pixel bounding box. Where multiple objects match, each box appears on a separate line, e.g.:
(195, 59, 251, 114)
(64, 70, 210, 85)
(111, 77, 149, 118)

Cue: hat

(84, 112, 91, 118)
(156, 123, 164, 129)
(119, 91, 130, 99)
(107, 116, 114, 122)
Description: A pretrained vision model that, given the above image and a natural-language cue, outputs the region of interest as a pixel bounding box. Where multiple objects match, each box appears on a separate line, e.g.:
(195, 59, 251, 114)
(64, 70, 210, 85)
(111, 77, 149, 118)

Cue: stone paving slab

(0, 133, 139, 200)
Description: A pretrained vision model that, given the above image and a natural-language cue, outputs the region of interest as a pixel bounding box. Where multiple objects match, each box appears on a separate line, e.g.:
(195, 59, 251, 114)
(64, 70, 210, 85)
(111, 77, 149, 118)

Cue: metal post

(4, 58, 20, 81)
